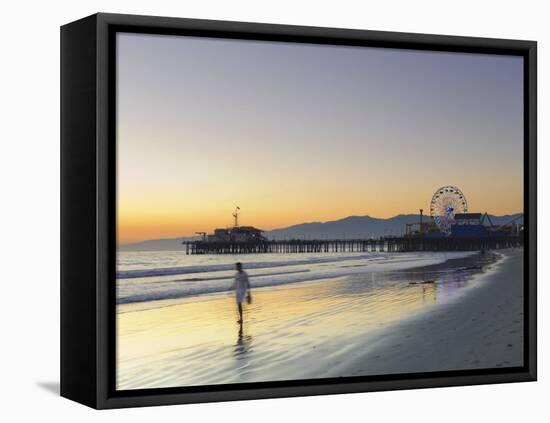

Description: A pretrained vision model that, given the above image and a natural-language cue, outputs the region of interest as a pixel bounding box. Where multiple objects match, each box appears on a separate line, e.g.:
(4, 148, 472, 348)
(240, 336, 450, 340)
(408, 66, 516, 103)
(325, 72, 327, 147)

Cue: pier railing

(184, 236, 523, 255)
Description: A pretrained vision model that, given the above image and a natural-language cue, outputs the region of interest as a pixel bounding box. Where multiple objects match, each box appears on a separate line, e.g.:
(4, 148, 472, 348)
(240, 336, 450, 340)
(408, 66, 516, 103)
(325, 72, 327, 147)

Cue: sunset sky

(117, 33, 524, 244)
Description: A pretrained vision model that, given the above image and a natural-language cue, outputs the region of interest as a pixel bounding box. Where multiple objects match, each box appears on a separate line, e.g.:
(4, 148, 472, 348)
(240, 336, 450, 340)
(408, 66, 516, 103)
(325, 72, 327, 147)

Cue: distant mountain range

(118, 213, 523, 252)
(265, 213, 523, 240)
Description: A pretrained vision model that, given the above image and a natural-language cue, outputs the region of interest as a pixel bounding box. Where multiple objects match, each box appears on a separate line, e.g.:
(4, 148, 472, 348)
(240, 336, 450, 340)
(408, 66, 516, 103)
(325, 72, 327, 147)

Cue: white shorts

(236, 288, 247, 304)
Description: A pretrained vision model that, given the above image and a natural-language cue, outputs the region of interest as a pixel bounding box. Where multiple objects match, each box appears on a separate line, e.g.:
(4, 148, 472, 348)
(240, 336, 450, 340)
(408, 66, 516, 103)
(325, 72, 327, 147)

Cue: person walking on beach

(232, 262, 252, 324)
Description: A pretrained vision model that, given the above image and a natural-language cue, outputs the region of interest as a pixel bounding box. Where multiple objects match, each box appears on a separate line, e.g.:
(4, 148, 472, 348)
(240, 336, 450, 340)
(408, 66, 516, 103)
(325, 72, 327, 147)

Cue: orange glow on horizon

(117, 187, 523, 244)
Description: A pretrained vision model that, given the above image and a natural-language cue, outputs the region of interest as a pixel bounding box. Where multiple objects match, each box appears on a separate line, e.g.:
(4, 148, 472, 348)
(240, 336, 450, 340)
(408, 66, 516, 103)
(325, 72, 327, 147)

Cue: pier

(184, 235, 523, 255)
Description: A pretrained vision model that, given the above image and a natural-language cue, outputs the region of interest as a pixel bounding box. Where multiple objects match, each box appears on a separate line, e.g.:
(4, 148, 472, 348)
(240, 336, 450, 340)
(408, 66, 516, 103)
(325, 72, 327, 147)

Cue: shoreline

(117, 251, 478, 311)
(330, 248, 524, 377)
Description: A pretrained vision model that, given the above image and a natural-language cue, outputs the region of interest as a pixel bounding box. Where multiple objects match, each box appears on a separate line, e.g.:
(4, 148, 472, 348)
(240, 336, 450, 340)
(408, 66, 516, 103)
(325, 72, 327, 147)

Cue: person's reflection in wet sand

(234, 322, 253, 360)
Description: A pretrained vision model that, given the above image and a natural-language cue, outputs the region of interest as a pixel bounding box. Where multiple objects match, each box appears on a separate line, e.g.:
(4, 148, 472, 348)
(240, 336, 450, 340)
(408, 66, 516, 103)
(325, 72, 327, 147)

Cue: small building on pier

(202, 207, 267, 243)
(207, 226, 267, 243)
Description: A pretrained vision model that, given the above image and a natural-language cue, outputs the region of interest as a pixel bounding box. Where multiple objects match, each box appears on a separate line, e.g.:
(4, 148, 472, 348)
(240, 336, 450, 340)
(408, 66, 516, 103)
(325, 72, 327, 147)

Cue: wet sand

(116, 249, 523, 390)
(332, 249, 524, 377)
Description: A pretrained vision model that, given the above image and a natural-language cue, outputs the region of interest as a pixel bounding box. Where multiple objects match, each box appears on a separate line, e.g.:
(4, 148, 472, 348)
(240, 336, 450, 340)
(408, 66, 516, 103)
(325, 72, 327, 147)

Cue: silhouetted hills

(266, 213, 523, 240)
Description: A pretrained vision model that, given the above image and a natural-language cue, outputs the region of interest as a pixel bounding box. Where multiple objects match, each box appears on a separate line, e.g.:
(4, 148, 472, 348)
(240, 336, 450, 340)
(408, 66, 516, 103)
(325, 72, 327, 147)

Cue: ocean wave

(116, 252, 477, 305)
(116, 254, 373, 279)
(117, 267, 341, 304)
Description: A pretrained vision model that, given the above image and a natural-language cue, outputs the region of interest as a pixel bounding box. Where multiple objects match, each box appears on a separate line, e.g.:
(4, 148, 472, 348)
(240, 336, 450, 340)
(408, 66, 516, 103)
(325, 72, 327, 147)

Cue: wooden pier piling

(183, 236, 523, 255)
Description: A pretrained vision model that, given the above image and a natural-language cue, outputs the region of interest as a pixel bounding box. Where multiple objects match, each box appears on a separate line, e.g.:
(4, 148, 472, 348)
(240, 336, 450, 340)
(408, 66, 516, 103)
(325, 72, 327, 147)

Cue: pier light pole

(419, 208, 424, 235)
(232, 206, 240, 228)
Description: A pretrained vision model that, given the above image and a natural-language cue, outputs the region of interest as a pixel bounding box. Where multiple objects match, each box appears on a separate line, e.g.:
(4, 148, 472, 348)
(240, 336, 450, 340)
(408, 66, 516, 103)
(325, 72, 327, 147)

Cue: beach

(332, 248, 524, 377)
(116, 249, 523, 390)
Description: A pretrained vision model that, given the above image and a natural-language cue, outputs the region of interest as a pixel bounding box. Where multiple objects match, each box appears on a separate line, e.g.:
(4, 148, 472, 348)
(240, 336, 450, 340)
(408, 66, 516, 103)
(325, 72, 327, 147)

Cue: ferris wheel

(430, 186, 468, 232)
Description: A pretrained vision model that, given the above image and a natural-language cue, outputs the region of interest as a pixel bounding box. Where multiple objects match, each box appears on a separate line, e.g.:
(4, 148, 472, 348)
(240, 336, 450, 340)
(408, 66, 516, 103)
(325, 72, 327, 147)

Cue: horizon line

(118, 210, 524, 246)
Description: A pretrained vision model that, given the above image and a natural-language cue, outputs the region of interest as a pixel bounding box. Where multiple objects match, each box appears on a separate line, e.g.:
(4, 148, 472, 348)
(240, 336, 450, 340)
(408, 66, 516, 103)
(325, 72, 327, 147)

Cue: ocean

(116, 251, 481, 306)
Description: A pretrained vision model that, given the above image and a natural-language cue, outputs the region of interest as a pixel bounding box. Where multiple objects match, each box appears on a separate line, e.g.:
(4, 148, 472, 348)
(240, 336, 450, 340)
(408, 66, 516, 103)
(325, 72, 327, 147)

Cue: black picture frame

(61, 12, 537, 409)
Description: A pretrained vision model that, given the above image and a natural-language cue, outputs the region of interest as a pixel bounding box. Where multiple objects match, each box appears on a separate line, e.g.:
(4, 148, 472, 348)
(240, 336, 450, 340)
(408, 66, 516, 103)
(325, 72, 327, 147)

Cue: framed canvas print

(60, 13, 537, 409)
